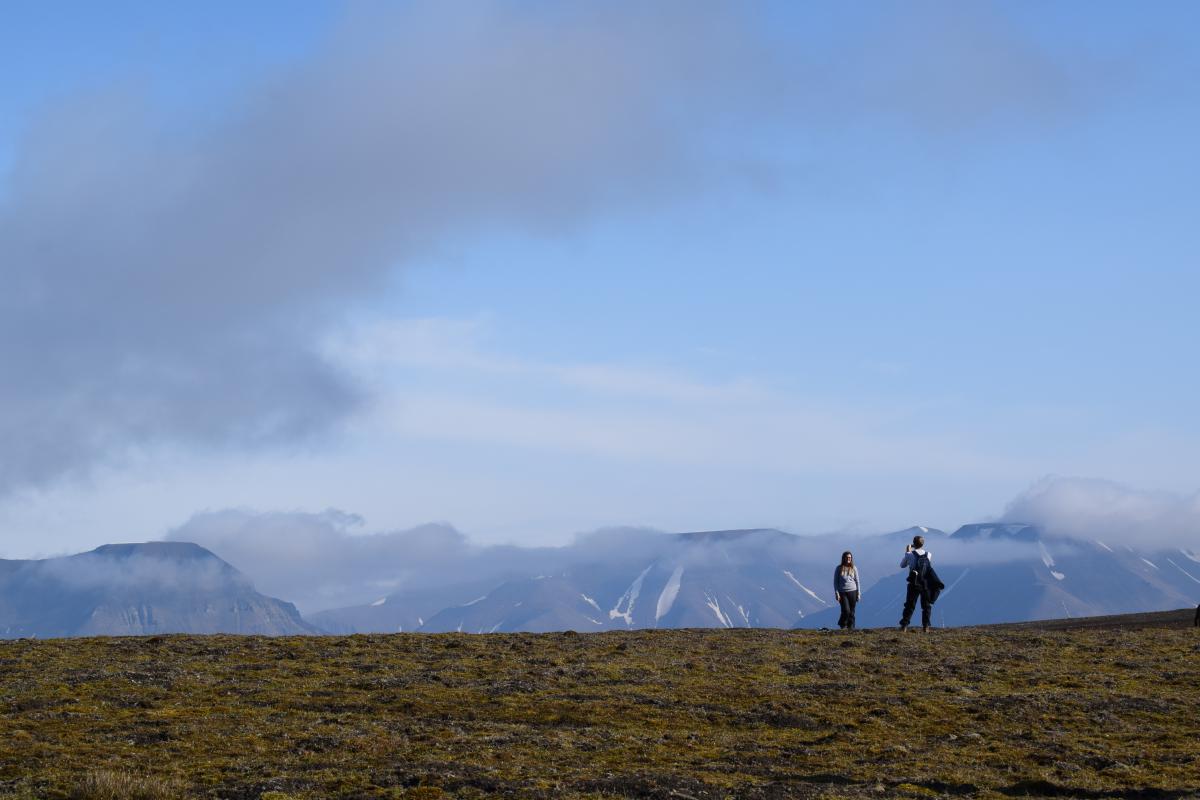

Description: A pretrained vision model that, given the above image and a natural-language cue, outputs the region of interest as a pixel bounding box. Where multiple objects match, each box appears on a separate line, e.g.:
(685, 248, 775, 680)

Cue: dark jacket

(921, 564, 946, 604)
(906, 551, 945, 604)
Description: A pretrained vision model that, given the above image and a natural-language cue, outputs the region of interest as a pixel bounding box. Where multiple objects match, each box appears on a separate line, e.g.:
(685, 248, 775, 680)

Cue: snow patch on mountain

(704, 591, 732, 628)
(370, 597, 387, 607)
(1095, 540, 1114, 553)
(1180, 548, 1200, 564)
(462, 595, 488, 607)
(783, 570, 827, 605)
(1037, 543, 1066, 579)
(942, 568, 970, 596)
(609, 565, 652, 626)
(730, 597, 750, 625)
(1166, 558, 1200, 585)
(580, 593, 601, 612)
(655, 565, 684, 622)
(1141, 558, 1159, 570)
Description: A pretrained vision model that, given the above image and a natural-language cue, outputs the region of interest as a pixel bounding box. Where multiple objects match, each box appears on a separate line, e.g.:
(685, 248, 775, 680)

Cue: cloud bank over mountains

(1003, 476, 1200, 551)
(167, 476, 1199, 615)
(167, 508, 561, 614)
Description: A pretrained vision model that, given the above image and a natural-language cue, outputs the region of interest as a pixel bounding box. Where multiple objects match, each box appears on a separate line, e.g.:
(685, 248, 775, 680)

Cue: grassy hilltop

(1, 614, 1197, 799)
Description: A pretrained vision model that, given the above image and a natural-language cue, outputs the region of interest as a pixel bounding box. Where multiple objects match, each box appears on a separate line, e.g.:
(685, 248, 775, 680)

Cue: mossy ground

(1, 627, 1197, 799)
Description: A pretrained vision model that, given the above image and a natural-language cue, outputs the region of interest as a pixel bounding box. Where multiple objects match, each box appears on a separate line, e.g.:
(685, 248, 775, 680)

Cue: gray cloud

(0, 3, 762, 494)
(1001, 476, 1200, 550)
(0, 2, 1104, 494)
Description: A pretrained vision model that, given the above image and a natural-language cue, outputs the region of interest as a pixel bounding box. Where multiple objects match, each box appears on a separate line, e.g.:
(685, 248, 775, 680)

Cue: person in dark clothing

(833, 551, 861, 630)
(898, 534, 939, 632)
(1194, 603, 1199, 627)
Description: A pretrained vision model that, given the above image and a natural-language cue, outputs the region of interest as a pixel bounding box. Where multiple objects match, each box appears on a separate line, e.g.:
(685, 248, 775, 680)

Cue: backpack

(907, 550, 932, 587)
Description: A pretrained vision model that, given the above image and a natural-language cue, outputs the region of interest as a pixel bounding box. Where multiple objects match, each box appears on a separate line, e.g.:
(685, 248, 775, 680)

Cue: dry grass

(68, 771, 187, 800)
(1, 626, 1197, 799)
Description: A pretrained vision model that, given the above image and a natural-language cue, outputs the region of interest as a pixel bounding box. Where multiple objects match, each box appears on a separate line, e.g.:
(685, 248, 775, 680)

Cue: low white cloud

(167, 510, 480, 613)
(171, 515, 532, 613)
(1002, 476, 1200, 550)
(39, 547, 248, 593)
(325, 316, 765, 404)
(329, 315, 1029, 481)
(920, 537, 1045, 566)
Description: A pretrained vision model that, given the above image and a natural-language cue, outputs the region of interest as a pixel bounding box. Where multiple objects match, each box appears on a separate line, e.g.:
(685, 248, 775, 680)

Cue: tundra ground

(1, 613, 1197, 799)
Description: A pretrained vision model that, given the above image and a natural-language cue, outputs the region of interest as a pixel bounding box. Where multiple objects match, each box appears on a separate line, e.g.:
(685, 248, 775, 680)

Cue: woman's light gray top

(833, 565, 860, 594)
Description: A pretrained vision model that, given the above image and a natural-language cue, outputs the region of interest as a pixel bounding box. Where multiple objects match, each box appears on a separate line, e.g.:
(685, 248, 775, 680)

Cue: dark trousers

(900, 584, 932, 629)
(1194, 604, 1199, 627)
(837, 591, 859, 629)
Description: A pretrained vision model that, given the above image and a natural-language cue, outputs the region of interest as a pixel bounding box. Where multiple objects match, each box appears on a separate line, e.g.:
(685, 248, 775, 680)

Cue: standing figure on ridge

(899, 534, 943, 632)
(834, 551, 861, 630)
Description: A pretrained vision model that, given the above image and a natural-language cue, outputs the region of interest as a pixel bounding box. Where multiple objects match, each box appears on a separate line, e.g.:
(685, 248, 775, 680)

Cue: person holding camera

(833, 551, 861, 630)
(899, 534, 940, 632)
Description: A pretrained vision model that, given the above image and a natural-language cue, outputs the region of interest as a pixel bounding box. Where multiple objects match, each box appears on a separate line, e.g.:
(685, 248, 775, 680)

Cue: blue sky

(1, 2, 1198, 557)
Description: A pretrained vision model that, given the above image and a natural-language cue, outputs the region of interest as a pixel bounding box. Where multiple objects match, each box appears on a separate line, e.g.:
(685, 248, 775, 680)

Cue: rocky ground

(0, 611, 1197, 799)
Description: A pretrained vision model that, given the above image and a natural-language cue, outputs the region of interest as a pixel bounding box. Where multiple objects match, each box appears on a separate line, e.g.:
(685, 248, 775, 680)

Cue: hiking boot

(921, 626, 930, 633)
(899, 624, 908, 632)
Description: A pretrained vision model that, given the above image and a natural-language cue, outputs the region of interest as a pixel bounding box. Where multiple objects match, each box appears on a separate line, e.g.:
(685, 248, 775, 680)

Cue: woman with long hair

(834, 551, 861, 630)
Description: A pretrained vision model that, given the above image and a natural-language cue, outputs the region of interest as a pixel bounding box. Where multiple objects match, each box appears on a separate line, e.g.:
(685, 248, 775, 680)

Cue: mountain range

(3, 526, 1197, 637)
(312, 524, 1200, 634)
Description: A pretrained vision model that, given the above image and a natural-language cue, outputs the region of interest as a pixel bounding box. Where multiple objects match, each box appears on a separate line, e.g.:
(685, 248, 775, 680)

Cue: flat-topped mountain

(0, 542, 317, 638)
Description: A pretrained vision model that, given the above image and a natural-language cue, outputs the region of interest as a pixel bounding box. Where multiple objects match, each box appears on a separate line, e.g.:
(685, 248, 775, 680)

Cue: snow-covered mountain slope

(0, 542, 318, 638)
(335, 529, 860, 633)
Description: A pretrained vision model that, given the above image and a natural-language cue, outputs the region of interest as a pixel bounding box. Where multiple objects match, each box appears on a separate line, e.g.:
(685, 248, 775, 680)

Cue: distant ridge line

(672, 528, 792, 542)
(964, 607, 1195, 631)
